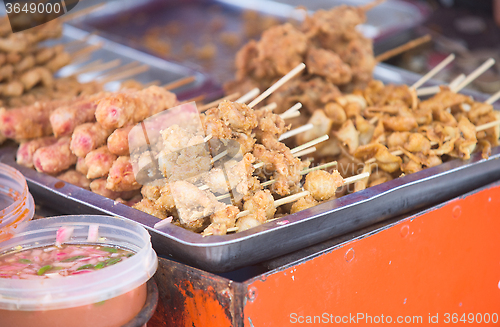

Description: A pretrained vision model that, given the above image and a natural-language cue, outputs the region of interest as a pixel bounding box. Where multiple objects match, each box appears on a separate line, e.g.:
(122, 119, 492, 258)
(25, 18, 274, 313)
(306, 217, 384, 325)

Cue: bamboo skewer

(259, 102, 277, 112)
(235, 191, 310, 219)
(280, 102, 302, 119)
(375, 35, 432, 62)
(236, 88, 260, 104)
(248, 63, 306, 108)
(71, 44, 102, 59)
(279, 123, 313, 141)
(163, 76, 196, 91)
(99, 65, 149, 84)
(182, 94, 206, 104)
(452, 58, 496, 93)
(73, 59, 121, 76)
(282, 111, 301, 119)
(292, 147, 317, 158)
(60, 3, 106, 23)
(290, 135, 329, 154)
(198, 92, 241, 112)
(102, 61, 140, 78)
(449, 74, 466, 90)
(411, 54, 455, 89)
(486, 90, 500, 105)
(360, 0, 387, 11)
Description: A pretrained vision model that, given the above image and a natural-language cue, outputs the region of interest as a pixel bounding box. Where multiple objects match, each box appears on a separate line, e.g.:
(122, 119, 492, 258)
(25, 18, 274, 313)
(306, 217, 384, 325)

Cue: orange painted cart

(147, 180, 500, 326)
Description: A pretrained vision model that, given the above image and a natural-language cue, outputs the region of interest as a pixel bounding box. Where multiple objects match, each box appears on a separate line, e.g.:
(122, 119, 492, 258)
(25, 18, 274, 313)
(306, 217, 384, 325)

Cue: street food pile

(0, 0, 499, 238)
(224, 3, 377, 114)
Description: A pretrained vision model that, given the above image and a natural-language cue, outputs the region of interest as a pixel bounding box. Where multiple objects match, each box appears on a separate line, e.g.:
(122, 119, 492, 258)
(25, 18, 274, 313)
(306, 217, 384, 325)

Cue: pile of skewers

(3, 0, 500, 238)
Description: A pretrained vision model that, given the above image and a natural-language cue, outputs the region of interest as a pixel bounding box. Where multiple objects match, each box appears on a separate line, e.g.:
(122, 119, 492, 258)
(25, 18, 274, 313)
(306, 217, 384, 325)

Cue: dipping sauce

(0, 244, 134, 279)
(0, 244, 147, 327)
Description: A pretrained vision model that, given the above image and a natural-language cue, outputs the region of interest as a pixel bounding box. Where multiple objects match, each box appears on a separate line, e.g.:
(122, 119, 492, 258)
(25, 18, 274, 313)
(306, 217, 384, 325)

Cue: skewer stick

(416, 86, 440, 97)
(182, 94, 206, 104)
(411, 54, 455, 89)
(211, 150, 228, 164)
(248, 63, 306, 108)
(60, 3, 106, 22)
(253, 162, 264, 169)
(416, 73, 465, 96)
(259, 102, 277, 111)
(236, 88, 260, 104)
(292, 147, 317, 158)
(476, 119, 500, 132)
(452, 58, 496, 93)
(486, 90, 500, 105)
(236, 191, 310, 219)
(279, 123, 313, 141)
(70, 59, 103, 74)
(280, 102, 302, 119)
(360, 0, 386, 11)
(375, 35, 432, 62)
(300, 161, 338, 175)
(449, 73, 466, 90)
(103, 61, 140, 78)
(203, 134, 213, 143)
(163, 76, 196, 91)
(74, 59, 121, 76)
(71, 44, 102, 59)
(282, 111, 301, 119)
(99, 65, 149, 84)
(290, 135, 329, 154)
(145, 80, 161, 87)
(199, 92, 241, 112)
(369, 116, 379, 125)
(343, 172, 371, 185)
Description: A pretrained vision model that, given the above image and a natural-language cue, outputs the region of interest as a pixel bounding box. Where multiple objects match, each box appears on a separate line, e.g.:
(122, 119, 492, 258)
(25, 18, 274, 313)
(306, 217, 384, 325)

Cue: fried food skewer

(452, 58, 495, 93)
(486, 89, 500, 105)
(199, 92, 240, 112)
(248, 63, 306, 108)
(163, 76, 196, 91)
(236, 87, 260, 103)
(411, 53, 455, 89)
(375, 35, 432, 62)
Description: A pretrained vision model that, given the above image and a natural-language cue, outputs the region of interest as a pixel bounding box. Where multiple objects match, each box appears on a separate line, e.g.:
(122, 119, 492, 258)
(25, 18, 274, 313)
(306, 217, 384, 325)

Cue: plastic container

(0, 215, 158, 327)
(0, 163, 34, 242)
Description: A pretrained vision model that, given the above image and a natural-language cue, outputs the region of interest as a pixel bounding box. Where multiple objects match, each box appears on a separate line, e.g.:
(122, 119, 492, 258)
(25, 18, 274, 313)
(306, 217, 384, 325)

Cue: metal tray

(52, 24, 219, 100)
(2, 63, 500, 272)
(69, 0, 429, 83)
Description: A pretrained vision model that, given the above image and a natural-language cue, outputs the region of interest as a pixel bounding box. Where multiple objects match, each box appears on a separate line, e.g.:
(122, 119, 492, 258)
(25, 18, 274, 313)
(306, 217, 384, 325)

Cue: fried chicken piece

(354, 143, 402, 173)
(202, 205, 240, 236)
(324, 102, 347, 125)
(70, 122, 114, 158)
(243, 189, 276, 220)
(296, 109, 332, 146)
(290, 194, 319, 214)
(107, 125, 133, 156)
(106, 156, 142, 192)
(95, 86, 178, 129)
(33, 137, 77, 174)
(56, 169, 91, 190)
(236, 211, 266, 232)
(169, 180, 224, 231)
(16, 136, 57, 168)
(387, 132, 410, 150)
(218, 100, 258, 133)
(256, 23, 308, 77)
(306, 47, 352, 85)
(132, 199, 169, 220)
(304, 170, 344, 201)
(404, 133, 431, 153)
(85, 146, 118, 179)
(335, 120, 359, 153)
(154, 183, 176, 213)
(255, 107, 289, 137)
(382, 115, 418, 132)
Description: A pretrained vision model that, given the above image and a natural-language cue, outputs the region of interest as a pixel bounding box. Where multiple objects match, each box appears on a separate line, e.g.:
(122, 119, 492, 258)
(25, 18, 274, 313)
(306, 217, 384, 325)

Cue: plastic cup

(0, 215, 158, 327)
(0, 163, 34, 242)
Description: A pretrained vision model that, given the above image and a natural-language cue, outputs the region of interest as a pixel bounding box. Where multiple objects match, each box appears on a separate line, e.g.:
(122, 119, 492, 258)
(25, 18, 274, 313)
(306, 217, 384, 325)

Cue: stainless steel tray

(53, 25, 219, 100)
(3, 63, 500, 272)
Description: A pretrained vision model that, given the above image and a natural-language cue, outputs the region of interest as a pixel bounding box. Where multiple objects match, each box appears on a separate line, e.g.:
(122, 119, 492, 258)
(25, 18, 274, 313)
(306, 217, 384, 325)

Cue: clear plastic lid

(0, 163, 34, 241)
(0, 215, 158, 311)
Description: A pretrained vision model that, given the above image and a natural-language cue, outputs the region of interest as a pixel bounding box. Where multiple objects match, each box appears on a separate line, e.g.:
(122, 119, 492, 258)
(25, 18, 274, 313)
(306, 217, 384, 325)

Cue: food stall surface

(146, 180, 500, 326)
